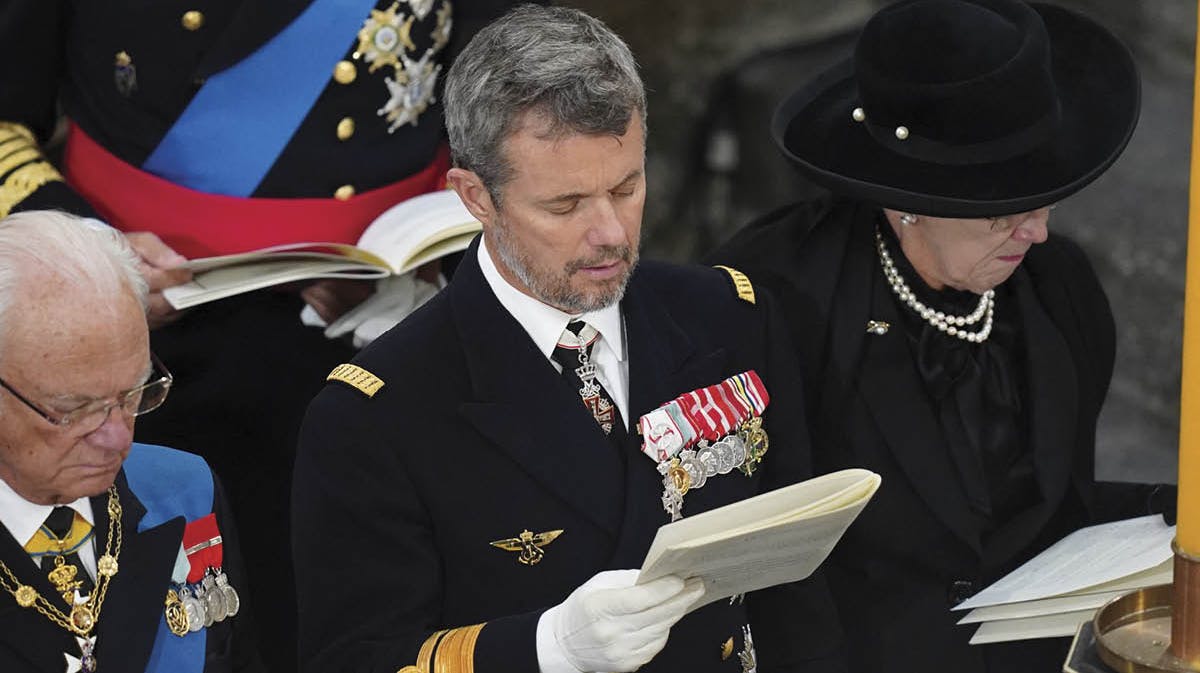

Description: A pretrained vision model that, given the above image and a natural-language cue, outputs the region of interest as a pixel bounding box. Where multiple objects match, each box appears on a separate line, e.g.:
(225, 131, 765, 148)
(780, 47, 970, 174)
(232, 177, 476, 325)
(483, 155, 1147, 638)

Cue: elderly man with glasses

(0, 210, 262, 673)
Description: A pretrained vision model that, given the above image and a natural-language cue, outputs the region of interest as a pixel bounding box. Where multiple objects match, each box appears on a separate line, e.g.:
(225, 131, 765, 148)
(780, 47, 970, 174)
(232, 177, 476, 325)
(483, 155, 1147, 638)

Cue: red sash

(62, 123, 450, 259)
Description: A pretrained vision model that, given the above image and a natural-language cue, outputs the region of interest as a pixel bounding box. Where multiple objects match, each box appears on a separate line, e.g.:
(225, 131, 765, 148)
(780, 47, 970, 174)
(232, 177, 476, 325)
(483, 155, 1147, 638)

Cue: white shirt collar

(0, 477, 95, 548)
(477, 237, 626, 362)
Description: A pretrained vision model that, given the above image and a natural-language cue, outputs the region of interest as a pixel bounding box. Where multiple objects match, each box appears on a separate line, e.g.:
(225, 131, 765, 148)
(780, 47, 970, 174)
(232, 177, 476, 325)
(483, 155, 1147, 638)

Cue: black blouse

(877, 222, 1040, 535)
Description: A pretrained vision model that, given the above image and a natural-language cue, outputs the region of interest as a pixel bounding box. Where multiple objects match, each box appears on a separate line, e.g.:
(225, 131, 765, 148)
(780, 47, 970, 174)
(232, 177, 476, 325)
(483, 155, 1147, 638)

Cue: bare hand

(124, 231, 192, 329)
(301, 279, 376, 324)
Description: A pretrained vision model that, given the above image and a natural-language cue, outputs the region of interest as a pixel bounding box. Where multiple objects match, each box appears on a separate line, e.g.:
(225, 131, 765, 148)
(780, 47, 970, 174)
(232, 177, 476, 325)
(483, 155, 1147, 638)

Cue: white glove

(299, 271, 443, 347)
(537, 569, 705, 673)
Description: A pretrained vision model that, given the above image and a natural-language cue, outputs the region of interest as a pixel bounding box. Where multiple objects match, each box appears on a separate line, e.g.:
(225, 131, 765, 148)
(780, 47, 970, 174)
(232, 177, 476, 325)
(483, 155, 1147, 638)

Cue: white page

(355, 189, 480, 271)
(957, 590, 1126, 624)
(967, 609, 1096, 644)
(954, 515, 1174, 611)
(638, 469, 880, 609)
(164, 258, 390, 309)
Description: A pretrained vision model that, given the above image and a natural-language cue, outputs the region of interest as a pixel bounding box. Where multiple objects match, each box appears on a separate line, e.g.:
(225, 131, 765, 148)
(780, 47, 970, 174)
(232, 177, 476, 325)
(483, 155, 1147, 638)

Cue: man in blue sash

(0, 210, 262, 673)
(0, 3, 531, 668)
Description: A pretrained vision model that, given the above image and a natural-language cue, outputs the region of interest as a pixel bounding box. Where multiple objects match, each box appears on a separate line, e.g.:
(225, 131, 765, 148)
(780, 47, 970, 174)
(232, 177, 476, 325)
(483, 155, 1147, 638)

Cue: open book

(163, 189, 480, 309)
(952, 515, 1175, 644)
(638, 468, 880, 608)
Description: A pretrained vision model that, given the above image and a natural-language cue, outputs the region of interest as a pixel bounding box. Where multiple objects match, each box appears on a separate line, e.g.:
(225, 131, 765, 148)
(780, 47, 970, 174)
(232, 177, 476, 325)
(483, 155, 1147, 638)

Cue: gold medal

(70, 604, 95, 633)
(15, 584, 36, 607)
(164, 590, 190, 636)
(737, 417, 769, 476)
(48, 557, 82, 604)
(97, 555, 118, 578)
(668, 461, 692, 495)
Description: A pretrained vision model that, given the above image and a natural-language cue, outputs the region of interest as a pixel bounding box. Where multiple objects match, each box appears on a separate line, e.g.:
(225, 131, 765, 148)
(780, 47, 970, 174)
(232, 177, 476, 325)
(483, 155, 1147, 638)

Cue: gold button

(333, 60, 357, 85)
(334, 185, 356, 201)
(181, 10, 205, 31)
(336, 117, 355, 141)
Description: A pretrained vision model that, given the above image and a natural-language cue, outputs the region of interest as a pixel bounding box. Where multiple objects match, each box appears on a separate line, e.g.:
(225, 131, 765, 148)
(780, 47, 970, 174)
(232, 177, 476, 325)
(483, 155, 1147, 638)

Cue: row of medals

(164, 568, 240, 636)
(659, 417, 768, 520)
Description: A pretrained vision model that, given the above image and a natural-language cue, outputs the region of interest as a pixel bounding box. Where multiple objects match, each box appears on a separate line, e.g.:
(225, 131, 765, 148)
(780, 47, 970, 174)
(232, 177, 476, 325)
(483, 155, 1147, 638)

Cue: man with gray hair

(0, 210, 261, 672)
(294, 6, 841, 673)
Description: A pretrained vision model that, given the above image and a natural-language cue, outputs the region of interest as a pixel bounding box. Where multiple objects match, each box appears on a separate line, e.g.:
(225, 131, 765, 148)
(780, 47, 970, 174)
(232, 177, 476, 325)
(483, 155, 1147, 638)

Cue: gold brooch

(489, 529, 563, 566)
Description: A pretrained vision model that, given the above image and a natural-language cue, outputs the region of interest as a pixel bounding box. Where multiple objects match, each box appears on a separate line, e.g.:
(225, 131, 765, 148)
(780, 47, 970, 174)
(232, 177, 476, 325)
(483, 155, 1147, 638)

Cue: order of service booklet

(638, 468, 881, 609)
(163, 189, 481, 310)
(952, 514, 1175, 645)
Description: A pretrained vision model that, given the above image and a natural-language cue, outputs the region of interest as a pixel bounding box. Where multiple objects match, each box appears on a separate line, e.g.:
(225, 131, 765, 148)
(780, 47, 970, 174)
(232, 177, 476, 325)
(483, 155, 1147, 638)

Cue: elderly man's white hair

(0, 210, 148, 342)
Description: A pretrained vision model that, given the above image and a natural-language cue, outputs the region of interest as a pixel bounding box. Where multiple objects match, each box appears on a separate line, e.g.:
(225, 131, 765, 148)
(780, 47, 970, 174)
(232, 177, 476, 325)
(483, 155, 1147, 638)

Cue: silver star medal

(406, 0, 437, 20)
(431, 1, 453, 53)
(355, 3, 416, 74)
(658, 459, 685, 522)
(378, 50, 442, 132)
(738, 624, 758, 673)
(64, 635, 97, 673)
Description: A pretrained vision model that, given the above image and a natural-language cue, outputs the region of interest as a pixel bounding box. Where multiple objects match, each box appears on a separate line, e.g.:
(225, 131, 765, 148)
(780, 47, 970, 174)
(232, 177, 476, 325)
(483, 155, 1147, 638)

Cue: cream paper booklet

(163, 189, 481, 309)
(952, 514, 1175, 644)
(638, 468, 881, 608)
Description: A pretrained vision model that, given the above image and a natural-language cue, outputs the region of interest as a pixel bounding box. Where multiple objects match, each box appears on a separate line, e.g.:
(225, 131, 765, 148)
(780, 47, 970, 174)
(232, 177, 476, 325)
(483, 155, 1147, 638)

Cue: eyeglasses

(986, 204, 1056, 232)
(0, 353, 172, 435)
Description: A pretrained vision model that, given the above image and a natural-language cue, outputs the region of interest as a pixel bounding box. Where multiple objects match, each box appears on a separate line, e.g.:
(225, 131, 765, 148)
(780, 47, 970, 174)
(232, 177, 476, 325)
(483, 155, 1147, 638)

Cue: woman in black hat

(711, 0, 1152, 671)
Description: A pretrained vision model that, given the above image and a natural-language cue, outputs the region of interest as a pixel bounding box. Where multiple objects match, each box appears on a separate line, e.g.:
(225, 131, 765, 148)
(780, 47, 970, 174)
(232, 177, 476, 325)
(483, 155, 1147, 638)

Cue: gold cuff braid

(0, 122, 63, 219)
(431, 623, 484, 673)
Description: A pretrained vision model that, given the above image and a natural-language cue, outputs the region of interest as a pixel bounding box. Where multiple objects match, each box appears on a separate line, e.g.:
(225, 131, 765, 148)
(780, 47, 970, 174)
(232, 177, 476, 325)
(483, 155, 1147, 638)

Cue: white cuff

(536, 605, 585, 673)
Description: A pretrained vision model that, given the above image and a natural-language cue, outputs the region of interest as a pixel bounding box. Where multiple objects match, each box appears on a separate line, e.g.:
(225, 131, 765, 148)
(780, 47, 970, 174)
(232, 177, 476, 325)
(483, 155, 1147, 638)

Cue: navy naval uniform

(0, 443, 262, 673)
(0, 3, 528, 670)
(708, 198, 1152, 673)
(293, 237, 846, 673)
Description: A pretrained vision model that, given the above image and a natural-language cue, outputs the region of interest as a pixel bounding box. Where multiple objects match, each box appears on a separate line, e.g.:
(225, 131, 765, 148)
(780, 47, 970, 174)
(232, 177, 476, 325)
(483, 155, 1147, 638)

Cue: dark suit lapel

(1012, 269, 1077, 511)
(93, 472, 185, 673)
(0, 520, 75, 672)
(454, 241, 625, 538)
(606, 274, 740, 565)
(843, 219, 983, 554)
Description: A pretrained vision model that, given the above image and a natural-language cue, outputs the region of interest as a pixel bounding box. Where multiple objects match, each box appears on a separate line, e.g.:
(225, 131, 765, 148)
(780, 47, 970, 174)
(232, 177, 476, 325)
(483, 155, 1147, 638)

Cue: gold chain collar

(0, 486, 123, 637)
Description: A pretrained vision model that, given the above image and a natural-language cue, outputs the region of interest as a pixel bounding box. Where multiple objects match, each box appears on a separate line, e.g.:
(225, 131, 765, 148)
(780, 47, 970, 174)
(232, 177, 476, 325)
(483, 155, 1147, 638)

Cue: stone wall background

(561, 0, 1194, 484)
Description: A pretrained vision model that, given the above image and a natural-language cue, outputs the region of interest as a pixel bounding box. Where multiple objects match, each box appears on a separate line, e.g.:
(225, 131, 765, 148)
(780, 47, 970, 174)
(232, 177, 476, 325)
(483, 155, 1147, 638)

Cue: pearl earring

(900, 213, 917, 226)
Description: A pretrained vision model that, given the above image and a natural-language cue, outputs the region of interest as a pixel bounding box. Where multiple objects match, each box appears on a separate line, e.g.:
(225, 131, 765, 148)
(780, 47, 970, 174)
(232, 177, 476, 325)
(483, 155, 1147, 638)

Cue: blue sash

(122, 443, 213, 673)
(142, 0, 378, 196)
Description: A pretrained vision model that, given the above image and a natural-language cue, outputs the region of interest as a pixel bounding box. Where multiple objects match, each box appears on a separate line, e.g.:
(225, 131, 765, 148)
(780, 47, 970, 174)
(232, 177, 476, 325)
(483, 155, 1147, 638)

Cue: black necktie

(39, 507, 95, 603)
(551, 320, 626, 438)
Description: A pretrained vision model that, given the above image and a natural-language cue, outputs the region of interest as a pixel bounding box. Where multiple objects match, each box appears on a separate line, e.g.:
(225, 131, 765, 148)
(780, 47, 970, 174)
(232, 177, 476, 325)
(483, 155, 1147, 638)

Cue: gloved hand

(539, 569, 705, 673)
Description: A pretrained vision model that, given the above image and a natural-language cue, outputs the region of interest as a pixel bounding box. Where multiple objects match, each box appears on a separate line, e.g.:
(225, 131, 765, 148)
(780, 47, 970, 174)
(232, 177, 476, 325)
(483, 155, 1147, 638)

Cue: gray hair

(443, 4, 647, 202)
(0, 210, 148, 345)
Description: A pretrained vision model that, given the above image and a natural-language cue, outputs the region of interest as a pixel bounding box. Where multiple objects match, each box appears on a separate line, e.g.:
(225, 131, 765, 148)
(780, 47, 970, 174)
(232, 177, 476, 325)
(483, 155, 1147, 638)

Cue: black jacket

(709, 198, 1128, 673)
(292, 238, 846, 673)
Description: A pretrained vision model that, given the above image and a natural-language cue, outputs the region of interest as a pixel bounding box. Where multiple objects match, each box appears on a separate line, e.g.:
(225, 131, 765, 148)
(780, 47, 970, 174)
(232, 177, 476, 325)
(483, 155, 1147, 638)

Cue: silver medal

(711, 440, 735, 474)
(203, 575, 228, 623)
(216, 571, 240, 618)
(727, 434, 748, 470)
(679, 449, 707, 490)
(180, 587, 206, 632)
(695, 442, 719, 477)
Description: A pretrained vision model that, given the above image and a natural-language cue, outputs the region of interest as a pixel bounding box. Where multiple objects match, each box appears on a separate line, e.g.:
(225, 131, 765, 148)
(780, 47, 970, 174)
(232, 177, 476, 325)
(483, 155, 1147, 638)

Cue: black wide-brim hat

(773, 0, 1140, 218)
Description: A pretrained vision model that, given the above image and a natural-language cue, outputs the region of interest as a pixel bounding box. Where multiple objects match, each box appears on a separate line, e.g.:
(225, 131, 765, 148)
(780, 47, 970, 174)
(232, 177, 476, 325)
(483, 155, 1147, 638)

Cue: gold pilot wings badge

(489, 529, 564, 566)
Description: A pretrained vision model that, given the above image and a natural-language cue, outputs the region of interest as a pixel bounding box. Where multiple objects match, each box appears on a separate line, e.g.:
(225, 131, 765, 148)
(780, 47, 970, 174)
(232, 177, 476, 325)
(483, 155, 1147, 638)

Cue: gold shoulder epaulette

(713, 265, 756, 304)
(326, 363, 385, 397)
(0, 122, 64, 219)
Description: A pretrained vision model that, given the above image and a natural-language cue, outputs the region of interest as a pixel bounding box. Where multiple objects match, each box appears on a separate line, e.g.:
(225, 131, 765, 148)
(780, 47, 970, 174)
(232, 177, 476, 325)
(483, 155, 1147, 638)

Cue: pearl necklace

(874, 226, 995, 343)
